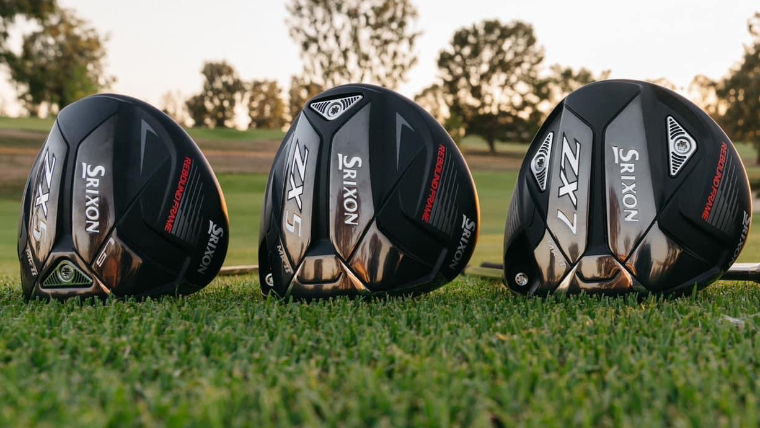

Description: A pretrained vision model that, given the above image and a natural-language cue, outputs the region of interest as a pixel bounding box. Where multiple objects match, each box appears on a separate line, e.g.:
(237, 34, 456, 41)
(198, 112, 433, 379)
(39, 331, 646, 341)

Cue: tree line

(1, 0, 759, 155)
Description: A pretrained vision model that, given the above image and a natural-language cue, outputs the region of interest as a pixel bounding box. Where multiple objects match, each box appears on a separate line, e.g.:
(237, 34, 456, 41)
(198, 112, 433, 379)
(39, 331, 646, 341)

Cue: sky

(1, 0, 758, 115)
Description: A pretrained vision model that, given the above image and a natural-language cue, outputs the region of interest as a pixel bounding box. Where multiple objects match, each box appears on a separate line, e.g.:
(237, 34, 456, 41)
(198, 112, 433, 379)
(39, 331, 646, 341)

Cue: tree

(288, 75, 322, 119)
(0, 92, 12, 116)
(438, 20, 546, 152)
(687, 74, 721, 117)
(247, 79, 287, 129)
(3, 8, 113, 115)
(414, 83, 449, 124)
(414, 83, 465, 145)
(713, 12, 760, 160)
(646, 77, 679, 92)
(186, 61, 245, 128)
(159, 90, 191, 127)
(0, 0, 57, 52)
(286, 0, 420, 89)
(545, 65, 610, 107)
(443, 112, 466, 146)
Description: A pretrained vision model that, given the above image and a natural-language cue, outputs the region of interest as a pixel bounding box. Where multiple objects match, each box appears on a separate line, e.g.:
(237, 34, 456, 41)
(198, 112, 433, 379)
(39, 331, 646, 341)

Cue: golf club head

(504, 80, 752, 295)
(259, 84, 479, 299)
(18, 94, 229, 300)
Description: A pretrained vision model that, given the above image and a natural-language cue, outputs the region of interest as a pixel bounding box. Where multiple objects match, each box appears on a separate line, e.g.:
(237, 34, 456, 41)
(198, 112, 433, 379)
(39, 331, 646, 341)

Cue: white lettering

(81, 162, 106, 233)
(556, 136, 581, 234)
(338, 153, 363, 226)
(557, 209, 578, 234)
(612, 146, 640, 222)
(449, 214, 476, 269)
(197, 220, 225, 274)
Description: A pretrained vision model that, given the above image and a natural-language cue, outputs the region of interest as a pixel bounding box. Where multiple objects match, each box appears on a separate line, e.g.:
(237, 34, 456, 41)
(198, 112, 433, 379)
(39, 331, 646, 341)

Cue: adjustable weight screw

(675, 138, 691, 154)
(327, 102, 343, 118)
(515, 272, 529, 287)
(58, 263, 75, 283)
(532, 155, 546, 173)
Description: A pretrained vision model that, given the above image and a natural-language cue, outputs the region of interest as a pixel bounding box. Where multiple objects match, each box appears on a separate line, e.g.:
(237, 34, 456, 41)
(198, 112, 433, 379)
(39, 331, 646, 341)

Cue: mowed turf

(1, 275, 760, 427)
(2, 171, 760, 426)
(0, 171, 510, 274)
(3, 170, 760, 274)
(1, 119, 760, 426)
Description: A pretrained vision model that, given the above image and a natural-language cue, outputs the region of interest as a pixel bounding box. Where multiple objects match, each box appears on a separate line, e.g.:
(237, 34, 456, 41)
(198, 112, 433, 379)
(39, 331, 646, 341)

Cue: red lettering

(164, 157, 193, 232)
(702, 142, 727, 222)
(421, 145, 447, 223)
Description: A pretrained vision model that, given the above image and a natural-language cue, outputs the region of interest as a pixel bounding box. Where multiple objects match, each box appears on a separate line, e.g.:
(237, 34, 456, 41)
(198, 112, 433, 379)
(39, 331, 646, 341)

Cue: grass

(735, 142, 758, 166)
(0, 172, 512, 275)
(0, 115, 284, 143)
(186, 127, 285, 143)
(2, 117, 760, 426)
(1, 275, 759, 427)
(459, 136, 531, 157)
(215, 174, 266, 267)
(0, 116, 56, 133)
(0, 174, 268, 275)
(12, 169, 758, 275)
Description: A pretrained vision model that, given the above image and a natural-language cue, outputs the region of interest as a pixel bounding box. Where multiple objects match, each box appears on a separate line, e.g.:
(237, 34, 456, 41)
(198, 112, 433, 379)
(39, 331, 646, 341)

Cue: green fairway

(0, 199, 19, 275)
(216, 174, 267, 267)
(1, 274, 759, 426)
(0, 115, 284, 143)
(3, 170, 760, 274)
(0, 171, 512, 275)
(0, 116, 56, 133)
(0, 174, 269, 275)
(2, 118, 760, 426)
(186, 127, 285, 143)
(3, 171, 760, 427)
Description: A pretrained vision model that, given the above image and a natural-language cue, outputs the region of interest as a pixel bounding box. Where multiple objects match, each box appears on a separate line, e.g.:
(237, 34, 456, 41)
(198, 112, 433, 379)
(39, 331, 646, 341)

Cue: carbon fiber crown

(259, 84, 480, 298)
(504, 80, 752, 295)
(18, 94, 229, 300)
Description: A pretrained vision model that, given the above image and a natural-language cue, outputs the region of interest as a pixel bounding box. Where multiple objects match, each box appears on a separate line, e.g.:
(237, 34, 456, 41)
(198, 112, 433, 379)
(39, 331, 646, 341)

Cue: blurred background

(1, 0, 759, 275)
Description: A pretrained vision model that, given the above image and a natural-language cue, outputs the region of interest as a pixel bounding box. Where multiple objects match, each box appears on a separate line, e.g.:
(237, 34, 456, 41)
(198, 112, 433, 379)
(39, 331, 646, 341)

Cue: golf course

(1, 118, 760, 427)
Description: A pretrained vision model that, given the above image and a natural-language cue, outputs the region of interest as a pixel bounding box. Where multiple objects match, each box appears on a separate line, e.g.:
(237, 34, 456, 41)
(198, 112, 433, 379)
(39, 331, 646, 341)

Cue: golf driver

(502, 79, 751, 295)
(18, 94, 229, 300)
(259, 84, 480, 298)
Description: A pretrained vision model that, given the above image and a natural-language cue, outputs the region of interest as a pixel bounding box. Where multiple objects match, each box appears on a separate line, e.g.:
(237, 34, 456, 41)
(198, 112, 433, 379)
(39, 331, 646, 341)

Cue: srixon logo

(285, 142, 308, 236)
(81, 163, 106, 233)
(32, 148, 56, 240)
(337, 153, 362, 225)
(729, 211, 751, 265)
(556, 136, 581, 234)
(449, 214, 476, 269)
(611, 146, 639, 222)
(198, 220, 224, 274)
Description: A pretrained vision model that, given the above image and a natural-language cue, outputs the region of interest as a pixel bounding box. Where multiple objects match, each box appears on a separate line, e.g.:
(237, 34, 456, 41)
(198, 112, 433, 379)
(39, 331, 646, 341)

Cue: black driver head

(504, 79, 752, 295)
(18, 94, 229, 300)
(259, 84, 480, 299)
